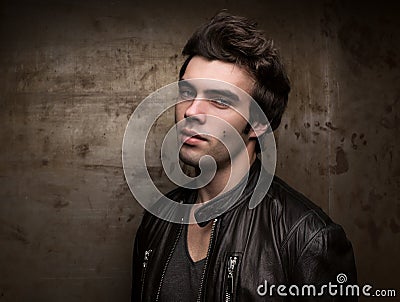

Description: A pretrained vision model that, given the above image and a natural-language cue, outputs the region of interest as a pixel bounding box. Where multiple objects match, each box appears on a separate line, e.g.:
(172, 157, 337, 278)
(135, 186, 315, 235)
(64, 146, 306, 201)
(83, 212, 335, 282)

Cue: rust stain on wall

(329, 146, 349, 175)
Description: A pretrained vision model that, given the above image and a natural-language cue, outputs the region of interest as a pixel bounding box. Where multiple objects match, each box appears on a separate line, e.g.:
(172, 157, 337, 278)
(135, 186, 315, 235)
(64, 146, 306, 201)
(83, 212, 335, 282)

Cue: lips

(180, 128, 208, 145)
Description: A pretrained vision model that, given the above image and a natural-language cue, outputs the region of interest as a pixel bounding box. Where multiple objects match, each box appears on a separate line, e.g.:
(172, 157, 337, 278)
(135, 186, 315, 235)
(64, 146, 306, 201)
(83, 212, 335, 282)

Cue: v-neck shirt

(158, 224, 206, 301)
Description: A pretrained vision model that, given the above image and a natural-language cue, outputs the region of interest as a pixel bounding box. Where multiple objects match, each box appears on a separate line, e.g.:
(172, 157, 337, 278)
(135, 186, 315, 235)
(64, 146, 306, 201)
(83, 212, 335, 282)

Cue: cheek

(175, 104, 186, 120)
(230, 114, 248, 132)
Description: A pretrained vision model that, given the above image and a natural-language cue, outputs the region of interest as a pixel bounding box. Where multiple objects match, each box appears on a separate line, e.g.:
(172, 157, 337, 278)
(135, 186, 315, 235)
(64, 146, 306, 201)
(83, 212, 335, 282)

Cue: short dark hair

(179, 11, 290, 134)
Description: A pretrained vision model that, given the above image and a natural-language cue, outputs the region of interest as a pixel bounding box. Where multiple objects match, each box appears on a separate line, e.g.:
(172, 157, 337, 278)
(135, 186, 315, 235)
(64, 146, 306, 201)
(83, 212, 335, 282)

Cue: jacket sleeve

(290, 223, 358, 301)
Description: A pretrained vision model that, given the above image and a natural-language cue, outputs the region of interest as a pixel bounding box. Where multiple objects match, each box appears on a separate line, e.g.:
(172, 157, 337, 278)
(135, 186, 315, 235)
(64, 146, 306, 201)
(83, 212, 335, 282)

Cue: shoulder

(266, 175, 350, 251)
(264, 176, 356, 281)
(269, 175, 333, 226)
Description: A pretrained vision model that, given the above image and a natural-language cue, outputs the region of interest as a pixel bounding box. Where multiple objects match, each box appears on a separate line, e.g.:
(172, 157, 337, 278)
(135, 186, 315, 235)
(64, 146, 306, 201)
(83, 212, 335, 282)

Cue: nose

(184, 99, 207, 124)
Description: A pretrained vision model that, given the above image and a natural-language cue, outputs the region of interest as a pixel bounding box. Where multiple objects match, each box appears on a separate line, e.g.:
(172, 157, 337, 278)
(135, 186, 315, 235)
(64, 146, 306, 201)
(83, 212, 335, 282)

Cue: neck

(196, 147, 257, 204)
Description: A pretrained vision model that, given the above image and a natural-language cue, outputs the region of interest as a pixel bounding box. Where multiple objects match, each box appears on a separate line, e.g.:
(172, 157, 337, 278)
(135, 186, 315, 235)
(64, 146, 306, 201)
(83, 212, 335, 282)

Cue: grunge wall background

(0, 0, 399, 301)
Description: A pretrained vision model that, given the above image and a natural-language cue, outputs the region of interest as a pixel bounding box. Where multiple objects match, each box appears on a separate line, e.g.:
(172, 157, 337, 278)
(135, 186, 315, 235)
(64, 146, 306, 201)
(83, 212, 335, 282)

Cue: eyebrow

(179, 79, 240, 103)
(178, 79, 194, 89)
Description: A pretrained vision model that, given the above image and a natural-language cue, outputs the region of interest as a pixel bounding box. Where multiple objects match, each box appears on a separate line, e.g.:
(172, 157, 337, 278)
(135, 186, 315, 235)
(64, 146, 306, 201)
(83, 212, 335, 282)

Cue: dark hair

(179, 11, 290, 136)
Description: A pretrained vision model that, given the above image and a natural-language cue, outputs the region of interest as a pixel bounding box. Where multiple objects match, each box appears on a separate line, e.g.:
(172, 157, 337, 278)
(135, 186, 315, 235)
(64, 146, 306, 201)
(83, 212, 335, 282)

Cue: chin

(178, 150, 201, 168)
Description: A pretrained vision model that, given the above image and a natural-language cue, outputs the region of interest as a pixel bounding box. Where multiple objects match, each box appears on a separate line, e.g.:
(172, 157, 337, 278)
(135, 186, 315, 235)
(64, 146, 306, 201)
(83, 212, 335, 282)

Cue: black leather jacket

(131, 160, 357, 301)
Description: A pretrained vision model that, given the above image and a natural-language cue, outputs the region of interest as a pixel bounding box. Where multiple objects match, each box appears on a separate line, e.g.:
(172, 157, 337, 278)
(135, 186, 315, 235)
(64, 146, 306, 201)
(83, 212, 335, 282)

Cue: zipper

(196, 218, 218, 302)
(225, 255, 238, 302)
(140, 249, 152, 301)
(155, 224, 184, 301)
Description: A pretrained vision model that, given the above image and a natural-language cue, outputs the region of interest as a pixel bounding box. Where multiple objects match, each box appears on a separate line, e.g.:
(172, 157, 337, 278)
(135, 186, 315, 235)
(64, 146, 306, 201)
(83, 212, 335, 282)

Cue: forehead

(182, 56, 255, 95)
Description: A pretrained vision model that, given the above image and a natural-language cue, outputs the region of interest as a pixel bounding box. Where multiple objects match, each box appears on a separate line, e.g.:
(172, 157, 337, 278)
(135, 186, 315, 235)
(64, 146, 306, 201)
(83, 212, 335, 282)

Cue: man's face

(175, 56, 256, 168)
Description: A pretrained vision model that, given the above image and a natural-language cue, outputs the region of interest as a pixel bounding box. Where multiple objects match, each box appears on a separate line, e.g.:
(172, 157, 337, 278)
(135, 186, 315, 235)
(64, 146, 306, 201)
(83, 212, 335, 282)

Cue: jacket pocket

(224, 253, 242, 302)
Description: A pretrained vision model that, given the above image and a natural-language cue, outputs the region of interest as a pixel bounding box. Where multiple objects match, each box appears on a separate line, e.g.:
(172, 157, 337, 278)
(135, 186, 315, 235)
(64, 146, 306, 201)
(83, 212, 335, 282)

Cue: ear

(248, 121, 269, 139)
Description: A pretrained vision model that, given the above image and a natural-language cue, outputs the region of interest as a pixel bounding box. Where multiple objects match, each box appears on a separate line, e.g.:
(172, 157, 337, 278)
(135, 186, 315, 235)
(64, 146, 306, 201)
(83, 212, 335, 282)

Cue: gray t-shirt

(159, 225, 206, 302)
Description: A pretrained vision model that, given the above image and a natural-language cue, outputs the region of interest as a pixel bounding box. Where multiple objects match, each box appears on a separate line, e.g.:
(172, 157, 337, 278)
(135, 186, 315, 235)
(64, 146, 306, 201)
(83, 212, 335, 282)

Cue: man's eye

(211, 98, 230, 108)
(179, 89, 196, 100)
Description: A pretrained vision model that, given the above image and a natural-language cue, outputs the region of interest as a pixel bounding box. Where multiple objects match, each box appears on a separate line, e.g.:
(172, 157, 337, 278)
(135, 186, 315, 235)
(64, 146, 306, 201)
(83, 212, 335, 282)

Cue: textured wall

(0, 0, 399, 301)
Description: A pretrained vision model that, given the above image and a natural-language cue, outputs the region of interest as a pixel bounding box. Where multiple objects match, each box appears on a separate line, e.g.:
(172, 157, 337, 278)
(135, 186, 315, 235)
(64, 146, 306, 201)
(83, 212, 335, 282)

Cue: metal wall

(0, 0, 398, 301)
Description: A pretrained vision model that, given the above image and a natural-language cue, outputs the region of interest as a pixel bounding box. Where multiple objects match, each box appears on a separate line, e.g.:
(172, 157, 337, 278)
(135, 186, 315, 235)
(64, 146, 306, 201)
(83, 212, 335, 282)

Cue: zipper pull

(141, 249, 153, 299)
(226, 256, 237, 293)
(143, 249, 152, 268)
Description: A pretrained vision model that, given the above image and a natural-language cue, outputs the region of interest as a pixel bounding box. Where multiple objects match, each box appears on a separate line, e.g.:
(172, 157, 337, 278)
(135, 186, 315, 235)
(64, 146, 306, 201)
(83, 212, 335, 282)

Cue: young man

(131, 12, 357, 301)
